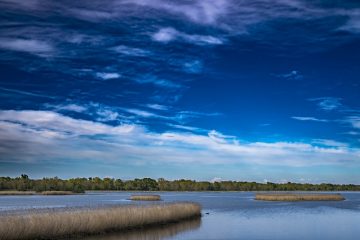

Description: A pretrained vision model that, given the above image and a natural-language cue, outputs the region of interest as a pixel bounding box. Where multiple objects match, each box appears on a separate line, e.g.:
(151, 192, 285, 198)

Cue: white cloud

(309, 97, 342, 111)
(345, 116, 360, 129)
(291, 116, 329, 122)
(95, 109, 121, 122)
(111, 45, 151, 57)
(167, 123, 208, 133)
(96, 72, 121, 80)
(337, 9, 360, 33)
(1, 110, 359, 167)
(128, 0, 228, 25)
(47, 103, 88, 113)
(276, 70, 303, 80)
(124, 108, 163, 119)
(152, 27, 223, 45)
(312, 139, 348, 148)
(0, 87, 54, 99)
(136, 75, 181, 88)
(183, 60, 203, 74)
(146, 104, 169, 111)
(0, 38, 54, 57)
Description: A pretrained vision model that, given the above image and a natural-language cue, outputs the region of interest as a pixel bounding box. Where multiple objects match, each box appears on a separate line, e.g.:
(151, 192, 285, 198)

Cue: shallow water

(1, 192, 359, 239)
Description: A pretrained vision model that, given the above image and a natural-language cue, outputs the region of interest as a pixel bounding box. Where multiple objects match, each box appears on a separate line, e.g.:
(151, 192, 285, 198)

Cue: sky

(0, 0, 360, 183)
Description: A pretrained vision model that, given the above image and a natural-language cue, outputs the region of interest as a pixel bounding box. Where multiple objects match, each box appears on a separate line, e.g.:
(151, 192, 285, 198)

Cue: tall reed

(130, 194, 161, 201)
(0, 202, 201, 240)
(255, 193, 345, 201)
(40, 191, 77, 195)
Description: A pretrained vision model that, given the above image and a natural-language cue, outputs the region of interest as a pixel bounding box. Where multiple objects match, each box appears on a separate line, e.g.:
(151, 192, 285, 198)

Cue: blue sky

(0, 0, 359, 183)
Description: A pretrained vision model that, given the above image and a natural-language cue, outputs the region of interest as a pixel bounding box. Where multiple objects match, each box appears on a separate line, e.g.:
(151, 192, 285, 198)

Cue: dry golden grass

(0, 191, 36, 196)
(40, 191, 77, 195)
(130, 194, 161, 201)
(255, 193, 345, 201)
(0, 202, 201, 240)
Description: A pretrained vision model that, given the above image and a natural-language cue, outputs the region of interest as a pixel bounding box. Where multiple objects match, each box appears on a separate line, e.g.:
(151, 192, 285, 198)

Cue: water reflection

(80, 217, 201, 240)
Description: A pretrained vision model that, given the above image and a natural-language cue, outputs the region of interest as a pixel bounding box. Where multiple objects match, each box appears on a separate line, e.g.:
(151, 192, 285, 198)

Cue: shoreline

(0, 191, 82, 196)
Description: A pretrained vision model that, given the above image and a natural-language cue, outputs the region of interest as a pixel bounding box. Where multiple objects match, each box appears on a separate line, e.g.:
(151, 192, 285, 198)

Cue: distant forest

(1, 175, 359, 193)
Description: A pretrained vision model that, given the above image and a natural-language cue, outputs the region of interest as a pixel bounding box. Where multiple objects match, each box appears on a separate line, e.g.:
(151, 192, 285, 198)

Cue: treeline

(1, 175, 360, 193)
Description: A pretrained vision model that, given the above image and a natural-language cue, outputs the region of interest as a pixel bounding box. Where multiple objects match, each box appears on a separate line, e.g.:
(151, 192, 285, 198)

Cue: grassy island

(0, 202, 201, 240)
(40, 191, 79, 195)
(255, 193, 345, 201)
(130, 194, 161, 201)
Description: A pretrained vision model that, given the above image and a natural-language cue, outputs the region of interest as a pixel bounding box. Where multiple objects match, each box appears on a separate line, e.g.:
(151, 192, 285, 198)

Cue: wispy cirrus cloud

(183, 60, 203, 74)
(311, 139, 349, 148)
(0, 38, 54, 57)
(96, 72, 121, 80)
(167, 123, 208, 133)
(345, 116, 360, 130)
(0, 87, 55, 99)
(145, 104, 169, 111)
(276, 70, 303, 81)
(111, 45, 151, 57)
(291, 116, 329, 122)
(128, 0, 228, 25)
(135, 75, 182, 88)
(309, 97, 343, 111)
(44, 103, 88, 113)
(152, 27, 223, 45)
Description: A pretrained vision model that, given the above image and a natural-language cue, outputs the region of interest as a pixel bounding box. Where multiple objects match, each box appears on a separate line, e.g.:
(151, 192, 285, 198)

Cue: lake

(1, 192, 359, 239)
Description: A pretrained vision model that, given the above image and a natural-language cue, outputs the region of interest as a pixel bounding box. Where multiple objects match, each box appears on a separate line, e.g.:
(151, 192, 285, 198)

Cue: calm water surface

(1, 192, 359, 239)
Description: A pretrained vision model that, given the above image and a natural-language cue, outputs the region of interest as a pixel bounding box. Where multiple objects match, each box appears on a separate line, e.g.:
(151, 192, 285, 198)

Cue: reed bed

(0, 191, 35, 196)
(130, 194, 161, 201)
(255, 193, 345, 201)
(0, 202, 201, 240)
(40, 191, 77, 195)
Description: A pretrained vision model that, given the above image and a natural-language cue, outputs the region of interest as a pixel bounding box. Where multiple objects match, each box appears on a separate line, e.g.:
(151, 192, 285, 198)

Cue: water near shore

(1, 192, 359, 239)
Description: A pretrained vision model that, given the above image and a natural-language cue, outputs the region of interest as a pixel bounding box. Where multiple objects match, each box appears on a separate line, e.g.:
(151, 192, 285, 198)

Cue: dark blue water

(1, 192, 359, 239)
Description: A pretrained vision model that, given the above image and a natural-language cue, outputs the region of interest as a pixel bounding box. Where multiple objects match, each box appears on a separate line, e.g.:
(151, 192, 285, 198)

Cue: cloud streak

(292, 116, 329, 122)
(152, 27, 223, 45)
(0, 110, 359, 168)
(0, 38, 54, 57)
(309, 97, 343, 111)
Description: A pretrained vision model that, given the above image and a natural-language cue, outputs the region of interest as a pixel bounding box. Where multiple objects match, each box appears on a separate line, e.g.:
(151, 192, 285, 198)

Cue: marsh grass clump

(255, 193, 345, 201)
(40, 191, 78, 195)
(130, 194, 161, 201)
(0, 191, 35, 196)
(0, 202, 201, 240)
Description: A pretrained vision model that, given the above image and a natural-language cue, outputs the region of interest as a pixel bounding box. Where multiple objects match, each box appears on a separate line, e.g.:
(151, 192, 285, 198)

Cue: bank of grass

(0, 191, 80, 196)
(255, 193, 345, 201)
(130, 194, 161, 201)
(40, 191, 78, 195)
(0, 191, 36, 195)
(0, 202, 201, 240)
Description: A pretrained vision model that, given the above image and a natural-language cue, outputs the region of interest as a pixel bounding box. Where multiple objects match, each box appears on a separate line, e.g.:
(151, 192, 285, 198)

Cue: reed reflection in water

(80, 217, 201, 240)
